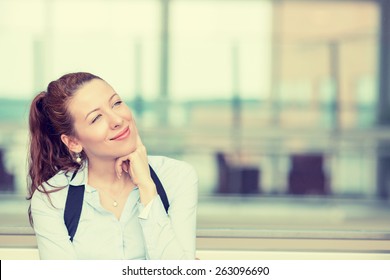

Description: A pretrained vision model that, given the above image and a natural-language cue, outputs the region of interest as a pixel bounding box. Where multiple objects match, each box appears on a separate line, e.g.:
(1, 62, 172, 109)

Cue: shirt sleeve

(31, 190, 77, 260)
(137, 162, 198, 260)
(137, 195, 157, 219)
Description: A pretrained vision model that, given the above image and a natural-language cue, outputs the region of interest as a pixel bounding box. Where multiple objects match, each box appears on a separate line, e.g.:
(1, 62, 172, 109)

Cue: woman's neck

(87, 158, 131, 192)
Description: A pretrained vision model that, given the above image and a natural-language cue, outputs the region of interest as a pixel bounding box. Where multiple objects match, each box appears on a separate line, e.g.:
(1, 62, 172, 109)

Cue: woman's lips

(110, 127, 130, 141)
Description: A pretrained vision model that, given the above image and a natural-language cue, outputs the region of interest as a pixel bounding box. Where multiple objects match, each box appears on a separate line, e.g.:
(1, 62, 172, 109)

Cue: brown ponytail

(27, 72, 102, 225)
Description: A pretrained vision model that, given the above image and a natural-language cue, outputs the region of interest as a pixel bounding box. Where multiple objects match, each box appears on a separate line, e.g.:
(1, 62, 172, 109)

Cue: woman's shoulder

(31, 170, 73, 209)
(147, 155, 198, 200)
(148, 155, 197, 179)
(45, 170, 73, 188)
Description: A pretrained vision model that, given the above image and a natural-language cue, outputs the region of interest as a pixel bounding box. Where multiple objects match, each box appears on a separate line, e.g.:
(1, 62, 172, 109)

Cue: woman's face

(66, 78, 137, 162)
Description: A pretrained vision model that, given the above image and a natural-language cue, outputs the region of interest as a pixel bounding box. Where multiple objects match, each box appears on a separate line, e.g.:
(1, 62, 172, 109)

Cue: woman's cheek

(85, 123, 109, 142)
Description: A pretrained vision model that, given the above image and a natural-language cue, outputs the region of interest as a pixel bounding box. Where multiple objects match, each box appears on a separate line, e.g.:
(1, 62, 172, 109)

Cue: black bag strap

(149, 165, 169, 213)
(64, 188, 84, 242)
(64, 164, 169, 242)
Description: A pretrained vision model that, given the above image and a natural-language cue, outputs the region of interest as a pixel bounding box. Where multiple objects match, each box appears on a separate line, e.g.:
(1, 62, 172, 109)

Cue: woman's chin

(116, 145, 137, 157)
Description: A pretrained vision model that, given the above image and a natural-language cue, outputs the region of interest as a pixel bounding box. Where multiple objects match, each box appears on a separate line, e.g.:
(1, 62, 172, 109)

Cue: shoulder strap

(64, 170, 85, 242)
(64, 165, 170, 242)
(149, 165, 169, 213)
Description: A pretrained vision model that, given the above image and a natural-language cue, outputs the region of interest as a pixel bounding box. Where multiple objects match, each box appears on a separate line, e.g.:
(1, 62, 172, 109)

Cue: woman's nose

(109, 112, 123, 129)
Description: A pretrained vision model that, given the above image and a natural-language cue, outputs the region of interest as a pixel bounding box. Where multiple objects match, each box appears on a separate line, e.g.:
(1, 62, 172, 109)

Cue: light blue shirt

(31, 156, 198, 260)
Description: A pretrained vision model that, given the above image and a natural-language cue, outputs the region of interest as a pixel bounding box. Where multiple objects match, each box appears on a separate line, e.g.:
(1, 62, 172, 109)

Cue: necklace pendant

(113, 201, 118, 207)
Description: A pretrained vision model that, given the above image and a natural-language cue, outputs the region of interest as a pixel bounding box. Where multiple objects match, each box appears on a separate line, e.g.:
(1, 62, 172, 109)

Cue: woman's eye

(91, 114, 102, 124)
(113, 100, 122, 107)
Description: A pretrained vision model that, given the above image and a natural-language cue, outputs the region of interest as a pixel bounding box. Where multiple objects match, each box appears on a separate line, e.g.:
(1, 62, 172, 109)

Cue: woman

(27, 72, 198, 260)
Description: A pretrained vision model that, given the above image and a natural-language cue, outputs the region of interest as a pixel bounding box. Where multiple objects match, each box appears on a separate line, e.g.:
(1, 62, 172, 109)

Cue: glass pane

(170, 0, 272, 101)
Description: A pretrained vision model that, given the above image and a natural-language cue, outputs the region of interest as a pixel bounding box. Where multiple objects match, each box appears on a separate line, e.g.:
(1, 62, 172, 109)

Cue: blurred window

(170, 0, 272, 101)
(273, 0, 378, 129)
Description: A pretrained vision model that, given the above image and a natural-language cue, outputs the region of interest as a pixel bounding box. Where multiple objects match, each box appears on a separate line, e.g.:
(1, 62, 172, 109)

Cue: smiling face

(61, 78, 137, 163)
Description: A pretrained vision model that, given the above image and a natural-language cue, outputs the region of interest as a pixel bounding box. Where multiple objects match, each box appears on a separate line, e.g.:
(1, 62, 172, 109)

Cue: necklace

(97, 187, 127, 207)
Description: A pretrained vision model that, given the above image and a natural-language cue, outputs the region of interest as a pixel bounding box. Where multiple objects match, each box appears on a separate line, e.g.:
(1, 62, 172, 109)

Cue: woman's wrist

(138, 179, 157, 205)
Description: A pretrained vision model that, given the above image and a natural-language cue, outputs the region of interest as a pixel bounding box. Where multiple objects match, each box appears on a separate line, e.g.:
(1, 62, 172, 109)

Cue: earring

(75, 153, 82, 164)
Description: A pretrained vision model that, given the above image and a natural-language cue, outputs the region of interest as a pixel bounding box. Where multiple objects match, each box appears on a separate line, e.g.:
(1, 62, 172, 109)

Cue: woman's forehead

(75, 79, 114, 99)
(68, 79, 116, 116)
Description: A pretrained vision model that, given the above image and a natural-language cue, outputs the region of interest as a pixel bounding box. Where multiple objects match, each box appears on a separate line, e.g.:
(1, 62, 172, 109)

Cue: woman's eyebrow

(84, 93, 118, 120)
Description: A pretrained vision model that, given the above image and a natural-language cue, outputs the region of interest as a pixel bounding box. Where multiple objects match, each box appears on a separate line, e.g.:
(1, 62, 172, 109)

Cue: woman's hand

(114, 122, 157, 205)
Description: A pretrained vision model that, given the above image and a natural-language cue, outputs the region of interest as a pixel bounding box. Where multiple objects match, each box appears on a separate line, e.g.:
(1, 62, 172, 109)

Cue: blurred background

(1, 0, 390, 259)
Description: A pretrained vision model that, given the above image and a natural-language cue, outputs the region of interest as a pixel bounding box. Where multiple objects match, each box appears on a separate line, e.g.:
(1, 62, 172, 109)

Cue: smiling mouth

(110, 127, 130, 141)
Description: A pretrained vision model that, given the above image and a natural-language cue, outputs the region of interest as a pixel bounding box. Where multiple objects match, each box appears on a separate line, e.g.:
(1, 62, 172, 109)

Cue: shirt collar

(69, 161, 88, 187)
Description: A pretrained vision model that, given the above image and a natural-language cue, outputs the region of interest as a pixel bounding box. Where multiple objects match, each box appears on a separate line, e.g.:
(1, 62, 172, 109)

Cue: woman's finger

(115, 155, 129, 179)
(132, 118, 143, 148)
(136, 134, 143, 148)
(121, 160, 129, 174)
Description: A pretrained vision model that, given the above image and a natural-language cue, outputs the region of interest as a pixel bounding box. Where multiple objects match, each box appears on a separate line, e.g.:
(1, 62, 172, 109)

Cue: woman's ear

(61, 134, 83, 153)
